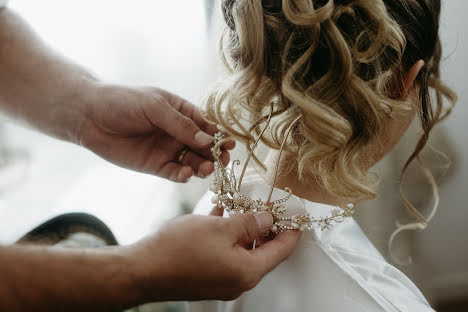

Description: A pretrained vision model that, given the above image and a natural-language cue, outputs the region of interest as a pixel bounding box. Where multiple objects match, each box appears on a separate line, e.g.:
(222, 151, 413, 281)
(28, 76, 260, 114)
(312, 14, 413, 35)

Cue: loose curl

(204, 0, 456, 223)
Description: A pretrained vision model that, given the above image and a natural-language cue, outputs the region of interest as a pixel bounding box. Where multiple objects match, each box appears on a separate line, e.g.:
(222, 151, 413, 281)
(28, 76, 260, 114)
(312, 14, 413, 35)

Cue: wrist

(118, 242, 167, 304)
(97, 245, 150, 308)
(64, 77, 99, 145)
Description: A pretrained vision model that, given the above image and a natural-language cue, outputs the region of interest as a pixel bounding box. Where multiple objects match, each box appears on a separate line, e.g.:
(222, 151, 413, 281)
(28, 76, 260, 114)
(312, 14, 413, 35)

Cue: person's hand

(0, 8, 232, 182)
(76, 84, 233, 182)
(124, 210, 302, 302)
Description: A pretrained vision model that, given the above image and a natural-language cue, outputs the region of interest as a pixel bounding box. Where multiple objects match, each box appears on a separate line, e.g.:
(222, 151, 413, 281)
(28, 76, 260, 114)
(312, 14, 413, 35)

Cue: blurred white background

(0, 0, 466, 309)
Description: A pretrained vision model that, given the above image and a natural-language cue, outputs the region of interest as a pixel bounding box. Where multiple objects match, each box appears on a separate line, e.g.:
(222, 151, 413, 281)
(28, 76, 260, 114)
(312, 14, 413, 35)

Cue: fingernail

(255, 212, 273, 232)
(178, 171, 191, 182)
(194, 131, 213, 146)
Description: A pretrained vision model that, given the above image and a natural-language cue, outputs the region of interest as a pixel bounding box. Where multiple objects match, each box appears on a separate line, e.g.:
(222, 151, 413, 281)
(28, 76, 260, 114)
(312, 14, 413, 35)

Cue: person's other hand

(77, 84, 234, 182)
(124, 210, 302, 302)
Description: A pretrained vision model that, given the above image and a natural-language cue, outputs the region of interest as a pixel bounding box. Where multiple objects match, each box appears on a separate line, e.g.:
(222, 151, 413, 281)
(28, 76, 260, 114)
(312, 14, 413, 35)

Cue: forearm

(0, 8, 97, 142)
(0, 245, 143, 311)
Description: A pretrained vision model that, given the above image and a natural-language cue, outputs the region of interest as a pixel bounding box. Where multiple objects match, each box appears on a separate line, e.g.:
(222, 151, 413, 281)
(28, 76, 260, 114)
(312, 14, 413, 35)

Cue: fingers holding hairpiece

(175, 96, 236, 152)
(189, 105, 220, 137)
(176, 149, 214, 178)
(249, 230, 302, 274)
(157, 162, 193, 183)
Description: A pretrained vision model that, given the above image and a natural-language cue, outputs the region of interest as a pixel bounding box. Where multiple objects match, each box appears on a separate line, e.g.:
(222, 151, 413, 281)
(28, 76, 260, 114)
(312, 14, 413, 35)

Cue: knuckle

(179, 116, 196, 133)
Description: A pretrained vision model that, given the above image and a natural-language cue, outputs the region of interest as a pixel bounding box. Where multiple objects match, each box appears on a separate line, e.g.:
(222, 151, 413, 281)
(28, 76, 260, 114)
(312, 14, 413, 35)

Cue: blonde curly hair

(204, 0, 456, 224)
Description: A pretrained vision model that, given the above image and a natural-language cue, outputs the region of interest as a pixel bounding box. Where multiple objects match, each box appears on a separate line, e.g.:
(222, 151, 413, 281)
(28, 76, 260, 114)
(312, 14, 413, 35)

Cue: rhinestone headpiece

(209, 114, 355, 233)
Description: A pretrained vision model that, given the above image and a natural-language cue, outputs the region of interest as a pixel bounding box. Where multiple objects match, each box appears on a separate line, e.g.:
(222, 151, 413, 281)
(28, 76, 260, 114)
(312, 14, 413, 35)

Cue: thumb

(250, 230, 302, 274)
(228, 212, 273, 244)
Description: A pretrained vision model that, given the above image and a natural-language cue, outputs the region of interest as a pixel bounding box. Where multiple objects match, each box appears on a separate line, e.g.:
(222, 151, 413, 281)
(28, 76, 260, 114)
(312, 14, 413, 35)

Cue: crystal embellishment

(210, 132, 355, 233)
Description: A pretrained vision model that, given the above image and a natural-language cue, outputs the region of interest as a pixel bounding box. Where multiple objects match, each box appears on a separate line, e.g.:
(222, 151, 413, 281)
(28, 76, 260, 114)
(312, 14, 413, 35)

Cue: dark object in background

(17, 212, 118, 247)
(437, 299, 468, 312)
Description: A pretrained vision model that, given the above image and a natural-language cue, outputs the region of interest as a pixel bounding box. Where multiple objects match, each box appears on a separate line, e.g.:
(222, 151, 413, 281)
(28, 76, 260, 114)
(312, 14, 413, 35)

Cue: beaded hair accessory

(209, 112, 355, 234)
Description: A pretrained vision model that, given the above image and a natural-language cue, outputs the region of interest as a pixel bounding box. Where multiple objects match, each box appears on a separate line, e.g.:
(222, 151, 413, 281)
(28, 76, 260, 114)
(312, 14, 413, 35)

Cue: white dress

(188, 175, 434, 312)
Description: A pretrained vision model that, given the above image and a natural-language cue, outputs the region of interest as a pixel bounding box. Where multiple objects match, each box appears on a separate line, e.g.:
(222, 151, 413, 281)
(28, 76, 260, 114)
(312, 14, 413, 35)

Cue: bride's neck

(264, 151, 343, 207)
(262, 102, 417, 206)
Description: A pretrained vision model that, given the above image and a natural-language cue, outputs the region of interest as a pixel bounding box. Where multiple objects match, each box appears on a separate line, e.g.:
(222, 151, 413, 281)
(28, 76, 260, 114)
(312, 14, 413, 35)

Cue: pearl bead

(211, 195, 219, 204)
(331, 208, 341, 216)
(291, 222, 299, 230)
(347, 203, 354, 209)
(271, 225, 278, 233)
(233, 192, 243, 205)
(209, 184, 218, 193)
